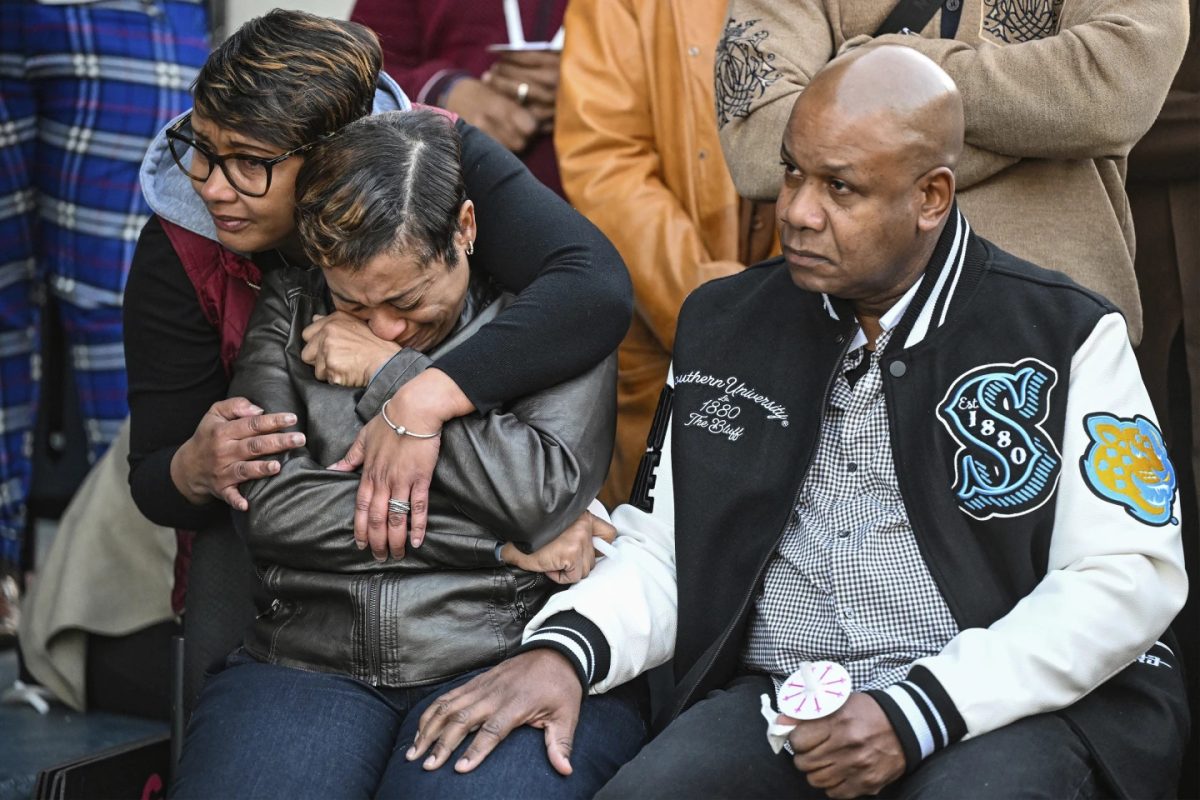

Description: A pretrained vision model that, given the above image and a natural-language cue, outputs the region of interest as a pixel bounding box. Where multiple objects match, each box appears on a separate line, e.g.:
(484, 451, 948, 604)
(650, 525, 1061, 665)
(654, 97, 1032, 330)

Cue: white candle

(502, 0, 526, 46)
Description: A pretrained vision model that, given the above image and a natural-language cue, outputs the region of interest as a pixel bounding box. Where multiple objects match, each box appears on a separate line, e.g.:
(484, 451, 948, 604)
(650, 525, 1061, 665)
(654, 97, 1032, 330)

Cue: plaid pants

(0, 0, 207, 568)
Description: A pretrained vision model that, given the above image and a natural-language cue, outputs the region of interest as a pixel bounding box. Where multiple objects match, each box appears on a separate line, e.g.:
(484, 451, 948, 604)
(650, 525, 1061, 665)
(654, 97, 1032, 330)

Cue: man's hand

(482, 51, 561, 134)
(328, 368, 473, 560)
(301, 312, 400, 388)
(442, 77, 538, 152)
(170, 397, 303, 511)
(407, 649, 583, 776)
(500, 511, 617, 584)
(785, 693, 905, 799)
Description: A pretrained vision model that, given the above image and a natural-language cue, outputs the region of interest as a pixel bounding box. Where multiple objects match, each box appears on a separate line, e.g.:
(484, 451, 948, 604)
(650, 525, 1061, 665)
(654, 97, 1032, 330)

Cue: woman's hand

(328, 369, 474, 561)
(500, 511, 617, 584)
(170, 397, 304, 511)
(301, 312, 400, 388)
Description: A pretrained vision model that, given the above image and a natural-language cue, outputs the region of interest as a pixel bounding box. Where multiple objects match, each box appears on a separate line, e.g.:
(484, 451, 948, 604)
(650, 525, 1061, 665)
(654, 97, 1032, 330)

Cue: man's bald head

(800, 45, 964, 178)
(775, 45, 963, 321)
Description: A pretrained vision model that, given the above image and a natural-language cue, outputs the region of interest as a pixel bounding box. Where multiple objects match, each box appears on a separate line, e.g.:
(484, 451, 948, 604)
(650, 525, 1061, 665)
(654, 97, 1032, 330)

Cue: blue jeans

(172, 652, 647, 799)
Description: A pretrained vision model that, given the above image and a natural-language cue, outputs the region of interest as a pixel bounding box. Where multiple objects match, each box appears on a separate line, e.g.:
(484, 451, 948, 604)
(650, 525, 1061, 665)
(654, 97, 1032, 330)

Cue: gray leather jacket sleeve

(228, 269, 616, 572)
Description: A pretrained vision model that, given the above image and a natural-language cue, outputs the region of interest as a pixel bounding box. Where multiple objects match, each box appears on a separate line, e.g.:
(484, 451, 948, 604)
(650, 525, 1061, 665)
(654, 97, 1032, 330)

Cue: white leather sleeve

(523, 373, 679, 694)
(917, 312, 1188, 737)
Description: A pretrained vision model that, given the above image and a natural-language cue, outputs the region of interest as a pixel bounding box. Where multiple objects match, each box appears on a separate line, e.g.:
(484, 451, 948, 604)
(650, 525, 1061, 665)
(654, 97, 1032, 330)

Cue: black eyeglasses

(166, 113, 333, 197)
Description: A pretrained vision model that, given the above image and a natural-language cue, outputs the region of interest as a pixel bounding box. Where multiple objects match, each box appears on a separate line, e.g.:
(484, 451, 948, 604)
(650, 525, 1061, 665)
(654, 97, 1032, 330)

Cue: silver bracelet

(380, 398, 442, 439)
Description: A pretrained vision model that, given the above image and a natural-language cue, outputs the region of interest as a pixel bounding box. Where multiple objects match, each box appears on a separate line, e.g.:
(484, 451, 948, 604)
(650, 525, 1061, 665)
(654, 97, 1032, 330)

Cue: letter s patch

(937, 359, 1061, 519)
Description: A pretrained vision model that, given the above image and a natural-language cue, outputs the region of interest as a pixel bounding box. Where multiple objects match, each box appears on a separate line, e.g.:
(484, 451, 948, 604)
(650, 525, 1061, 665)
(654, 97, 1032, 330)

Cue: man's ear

(916, 167, 955, 233)
(458, 199, 477, 244)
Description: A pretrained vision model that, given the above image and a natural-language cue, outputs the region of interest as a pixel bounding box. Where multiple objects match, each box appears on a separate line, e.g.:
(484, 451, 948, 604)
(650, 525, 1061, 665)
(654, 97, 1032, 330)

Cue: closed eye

(333, 299, 365, 314)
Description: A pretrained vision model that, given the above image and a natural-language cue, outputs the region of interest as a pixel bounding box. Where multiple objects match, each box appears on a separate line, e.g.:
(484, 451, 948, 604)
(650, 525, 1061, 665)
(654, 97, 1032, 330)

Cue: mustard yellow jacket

(556, 0, 774, 505)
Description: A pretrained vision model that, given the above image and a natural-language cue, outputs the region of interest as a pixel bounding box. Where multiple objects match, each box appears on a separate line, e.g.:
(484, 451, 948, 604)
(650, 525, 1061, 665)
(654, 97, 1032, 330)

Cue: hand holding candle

(760, 663, 905, 796)
(761, 661, 852, 753)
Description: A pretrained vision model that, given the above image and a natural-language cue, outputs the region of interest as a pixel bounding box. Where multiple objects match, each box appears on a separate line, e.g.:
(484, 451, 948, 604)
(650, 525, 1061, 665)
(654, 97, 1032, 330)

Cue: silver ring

(516, 81, 530, 105)
(388, 499, 411, 515)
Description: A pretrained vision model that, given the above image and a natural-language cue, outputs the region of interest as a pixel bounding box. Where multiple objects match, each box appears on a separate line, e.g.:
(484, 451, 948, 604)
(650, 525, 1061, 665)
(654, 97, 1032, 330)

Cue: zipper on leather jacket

(256, 598, 282, 620)
(666, 332, 853, 722)
(365, 573, 383, 685)
(512, 571, 538, 621)
(256, 566, 282, 619)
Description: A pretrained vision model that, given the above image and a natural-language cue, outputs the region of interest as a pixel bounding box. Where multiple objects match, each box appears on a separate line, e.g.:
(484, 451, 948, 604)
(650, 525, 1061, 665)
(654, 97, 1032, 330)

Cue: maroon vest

(158, 217, 262, 614)
(160, 218, 262, 374)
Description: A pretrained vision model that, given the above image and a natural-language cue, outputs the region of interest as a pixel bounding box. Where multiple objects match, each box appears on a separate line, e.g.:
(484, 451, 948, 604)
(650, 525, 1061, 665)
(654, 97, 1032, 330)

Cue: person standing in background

(555, 0, 776, 505)
(0, 0, 208, 636)
(351, 0, 567, 196)
(715, 1, 1189, 349)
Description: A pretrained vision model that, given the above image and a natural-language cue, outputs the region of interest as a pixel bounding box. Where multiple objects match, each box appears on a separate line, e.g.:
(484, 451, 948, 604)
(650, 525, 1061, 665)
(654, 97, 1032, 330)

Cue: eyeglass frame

(165, 112, 336, 198)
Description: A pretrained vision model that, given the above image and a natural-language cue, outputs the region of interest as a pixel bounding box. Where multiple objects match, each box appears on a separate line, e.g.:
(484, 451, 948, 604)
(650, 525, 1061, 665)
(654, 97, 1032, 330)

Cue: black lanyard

(874, 0, 961, 38)
(940, 0, 963, 38)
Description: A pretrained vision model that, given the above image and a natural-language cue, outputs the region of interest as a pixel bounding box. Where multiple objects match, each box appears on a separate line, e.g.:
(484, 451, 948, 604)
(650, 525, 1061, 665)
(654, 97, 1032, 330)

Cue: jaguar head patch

(1080, 414, 1177, 527)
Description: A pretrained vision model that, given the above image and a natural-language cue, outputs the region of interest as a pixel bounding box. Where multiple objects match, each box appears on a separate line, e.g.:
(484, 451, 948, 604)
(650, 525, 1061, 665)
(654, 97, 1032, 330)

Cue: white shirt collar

(843, 275, 925, 352)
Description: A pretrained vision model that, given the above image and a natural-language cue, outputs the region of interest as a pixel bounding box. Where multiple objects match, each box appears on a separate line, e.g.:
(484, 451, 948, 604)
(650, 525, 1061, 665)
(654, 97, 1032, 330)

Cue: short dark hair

(295, 110, 467, 273)
(193, 9, 381, 151)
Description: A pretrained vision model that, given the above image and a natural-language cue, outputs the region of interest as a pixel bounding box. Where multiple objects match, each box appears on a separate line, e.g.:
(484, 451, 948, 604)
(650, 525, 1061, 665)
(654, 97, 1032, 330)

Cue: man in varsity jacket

(407, 46, 1188, 799)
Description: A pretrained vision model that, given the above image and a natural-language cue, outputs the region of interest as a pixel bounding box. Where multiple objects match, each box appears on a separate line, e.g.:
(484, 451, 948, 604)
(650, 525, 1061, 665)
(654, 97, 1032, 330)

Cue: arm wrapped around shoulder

(436, 352, 618, 552)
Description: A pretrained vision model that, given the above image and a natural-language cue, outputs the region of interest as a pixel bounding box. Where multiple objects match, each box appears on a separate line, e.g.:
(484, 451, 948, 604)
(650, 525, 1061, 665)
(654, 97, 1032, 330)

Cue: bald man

(406, 47, 1187, 799)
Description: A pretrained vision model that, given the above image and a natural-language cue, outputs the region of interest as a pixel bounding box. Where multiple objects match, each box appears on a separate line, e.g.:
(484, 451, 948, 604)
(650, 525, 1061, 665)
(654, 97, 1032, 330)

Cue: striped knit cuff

(867, 665, 966, 772)
(516, 611, 611, 689)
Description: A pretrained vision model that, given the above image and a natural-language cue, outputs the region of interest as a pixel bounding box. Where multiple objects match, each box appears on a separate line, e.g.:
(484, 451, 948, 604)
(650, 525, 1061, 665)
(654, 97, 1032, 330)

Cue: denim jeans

(598, 675, 1099, 800)
(172, 651, 647, 799)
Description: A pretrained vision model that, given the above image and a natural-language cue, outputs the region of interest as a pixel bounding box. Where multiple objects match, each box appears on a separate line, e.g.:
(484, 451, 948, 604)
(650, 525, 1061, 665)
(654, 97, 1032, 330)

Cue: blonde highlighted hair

(193, 9, 381, 150)
(296, 110, 467, 273)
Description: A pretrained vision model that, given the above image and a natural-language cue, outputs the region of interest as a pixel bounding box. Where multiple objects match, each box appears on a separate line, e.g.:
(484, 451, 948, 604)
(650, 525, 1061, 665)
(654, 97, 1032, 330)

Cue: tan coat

(718, 0, 1192, 345)
(19, 420, 175, 710)
(556, 0, 775, 505)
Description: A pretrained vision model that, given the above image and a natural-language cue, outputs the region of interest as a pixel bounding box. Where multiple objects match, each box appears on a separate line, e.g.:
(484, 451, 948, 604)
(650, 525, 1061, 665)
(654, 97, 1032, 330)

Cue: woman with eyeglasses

(123, 10, 630, 575)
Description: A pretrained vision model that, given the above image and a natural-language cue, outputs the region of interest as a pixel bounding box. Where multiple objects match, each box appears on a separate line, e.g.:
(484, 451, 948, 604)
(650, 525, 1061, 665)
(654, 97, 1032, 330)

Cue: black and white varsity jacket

(523, 210, 1188, 798)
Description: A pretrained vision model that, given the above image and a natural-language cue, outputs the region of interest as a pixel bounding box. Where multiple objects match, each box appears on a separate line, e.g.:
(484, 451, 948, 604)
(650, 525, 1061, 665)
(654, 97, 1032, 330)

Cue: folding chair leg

(170, 634, 185, 784)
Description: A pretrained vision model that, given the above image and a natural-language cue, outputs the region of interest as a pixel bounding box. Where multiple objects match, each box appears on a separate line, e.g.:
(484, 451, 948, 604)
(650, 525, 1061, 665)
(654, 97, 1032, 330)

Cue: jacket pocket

(507, 569, 551, 623)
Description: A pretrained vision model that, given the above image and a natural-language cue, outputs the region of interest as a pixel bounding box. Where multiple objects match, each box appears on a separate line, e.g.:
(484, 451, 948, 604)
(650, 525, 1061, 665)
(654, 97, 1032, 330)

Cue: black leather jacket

(228, 268, 616, 687)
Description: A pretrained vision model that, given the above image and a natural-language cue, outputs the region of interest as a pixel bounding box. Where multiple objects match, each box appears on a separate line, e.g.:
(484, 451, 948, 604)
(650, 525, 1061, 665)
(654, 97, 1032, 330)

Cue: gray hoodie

(138, 73, 411, 245)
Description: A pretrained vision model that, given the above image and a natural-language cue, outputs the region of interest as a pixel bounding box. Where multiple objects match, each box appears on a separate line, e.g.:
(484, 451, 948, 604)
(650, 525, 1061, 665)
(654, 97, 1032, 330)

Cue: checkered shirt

(742, 326, 960, 694)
